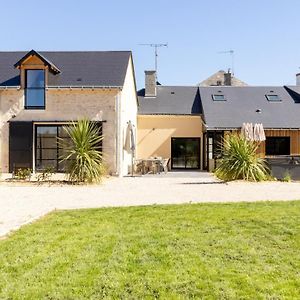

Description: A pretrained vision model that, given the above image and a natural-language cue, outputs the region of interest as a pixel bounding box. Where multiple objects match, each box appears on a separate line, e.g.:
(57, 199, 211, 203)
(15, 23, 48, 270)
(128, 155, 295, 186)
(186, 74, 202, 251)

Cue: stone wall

(0, 88, 119, 174)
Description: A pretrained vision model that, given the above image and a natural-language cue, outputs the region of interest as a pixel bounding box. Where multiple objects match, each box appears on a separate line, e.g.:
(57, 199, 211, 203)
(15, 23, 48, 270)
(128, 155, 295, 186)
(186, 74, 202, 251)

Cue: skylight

(212, 94, 226, 101)
(266, 94, 281, 101)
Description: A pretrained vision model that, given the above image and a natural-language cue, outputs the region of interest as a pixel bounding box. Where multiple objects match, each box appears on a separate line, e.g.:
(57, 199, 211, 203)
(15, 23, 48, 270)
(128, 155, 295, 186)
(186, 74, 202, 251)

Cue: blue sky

(1, 0, 299, 88)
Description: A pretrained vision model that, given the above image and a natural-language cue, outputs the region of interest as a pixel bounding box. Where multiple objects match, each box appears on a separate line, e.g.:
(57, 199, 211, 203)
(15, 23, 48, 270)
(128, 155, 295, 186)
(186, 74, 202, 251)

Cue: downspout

(115, 92, 122, 176)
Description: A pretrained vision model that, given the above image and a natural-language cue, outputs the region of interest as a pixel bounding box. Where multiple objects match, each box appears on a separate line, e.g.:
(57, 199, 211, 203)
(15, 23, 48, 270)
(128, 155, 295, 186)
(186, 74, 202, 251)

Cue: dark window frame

(171, 137, 201, 170)
(25, 69, 46, 110)
(35, 123, 103, 172)
(265, 136, 290, 156)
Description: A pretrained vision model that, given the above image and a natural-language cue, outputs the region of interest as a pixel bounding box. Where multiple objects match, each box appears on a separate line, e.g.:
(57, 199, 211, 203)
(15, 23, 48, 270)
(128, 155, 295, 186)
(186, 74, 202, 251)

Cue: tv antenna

(218, 49, 235, 75)
(139, 43, 168, 76)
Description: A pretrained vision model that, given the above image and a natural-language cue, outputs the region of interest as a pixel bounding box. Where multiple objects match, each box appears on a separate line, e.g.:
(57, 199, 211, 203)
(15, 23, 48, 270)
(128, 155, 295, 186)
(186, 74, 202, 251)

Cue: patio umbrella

(242, 123, 254, 141)
(124, 121, 136, 176)
(253, 123, 266, 142)
(253, 123, 260, 141)
(258, 123, 266, 141)
(124, 121, 135, 152)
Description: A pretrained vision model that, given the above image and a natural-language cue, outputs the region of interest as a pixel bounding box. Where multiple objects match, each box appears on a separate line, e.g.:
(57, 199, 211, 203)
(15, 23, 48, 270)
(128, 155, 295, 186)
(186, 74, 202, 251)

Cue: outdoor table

(141, 158, 163, 174)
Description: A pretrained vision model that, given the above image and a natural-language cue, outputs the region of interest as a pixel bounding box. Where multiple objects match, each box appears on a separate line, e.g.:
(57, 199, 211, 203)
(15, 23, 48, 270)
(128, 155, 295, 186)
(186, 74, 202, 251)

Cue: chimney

(145, 70, 157, 97)
(296, 73, 300, 86)
(224, 70, 232, 86)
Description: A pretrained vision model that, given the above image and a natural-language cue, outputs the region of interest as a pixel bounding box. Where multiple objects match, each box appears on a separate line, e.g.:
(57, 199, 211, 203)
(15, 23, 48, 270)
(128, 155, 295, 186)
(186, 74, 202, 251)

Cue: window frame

(265, 136, 290, 156)
(25, 69, 46, 110)
(265, 94, 281, 102)
(35, 123, 103, 172)
(212, 94, 226, 101)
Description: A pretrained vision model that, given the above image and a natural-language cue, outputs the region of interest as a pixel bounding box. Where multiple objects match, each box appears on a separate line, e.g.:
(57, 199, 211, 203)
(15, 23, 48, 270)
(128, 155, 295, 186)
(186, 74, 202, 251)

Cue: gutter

(115, 92, 122, 177)
(0, 86, 20, 90)
(0, 86, 123, 90)
(47, 86, 122, 90)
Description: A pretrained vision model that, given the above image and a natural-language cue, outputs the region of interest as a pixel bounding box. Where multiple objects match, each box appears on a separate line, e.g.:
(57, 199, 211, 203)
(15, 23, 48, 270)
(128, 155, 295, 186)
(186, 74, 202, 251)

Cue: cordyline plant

(59, 119, 105, 183)
(215, 134, 269, 182)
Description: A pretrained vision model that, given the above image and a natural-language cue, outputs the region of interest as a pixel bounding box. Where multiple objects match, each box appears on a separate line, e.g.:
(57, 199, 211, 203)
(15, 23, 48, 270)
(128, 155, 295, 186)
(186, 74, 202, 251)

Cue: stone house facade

(0, 50, 137, 176)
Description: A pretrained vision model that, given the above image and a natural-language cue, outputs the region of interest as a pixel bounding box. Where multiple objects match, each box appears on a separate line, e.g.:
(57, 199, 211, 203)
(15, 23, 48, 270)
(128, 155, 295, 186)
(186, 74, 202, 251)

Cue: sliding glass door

(35, 123, 103, 172)
(171, 138, 200, 169)
(35, 125, 71, 172)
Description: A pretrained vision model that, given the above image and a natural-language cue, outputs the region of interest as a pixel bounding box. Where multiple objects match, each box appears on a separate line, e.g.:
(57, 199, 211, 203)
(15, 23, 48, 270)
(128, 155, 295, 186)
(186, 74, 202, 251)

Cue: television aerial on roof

(139, 43, 168, 78)
(218, 49, 235, 75)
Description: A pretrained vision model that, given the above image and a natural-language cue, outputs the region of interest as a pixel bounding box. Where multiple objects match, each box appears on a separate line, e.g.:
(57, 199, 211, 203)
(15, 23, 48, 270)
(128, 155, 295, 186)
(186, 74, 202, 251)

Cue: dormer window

(212, 94, 226, 101)
(266, 94, 281, 102)
(25, 70, 45, 109)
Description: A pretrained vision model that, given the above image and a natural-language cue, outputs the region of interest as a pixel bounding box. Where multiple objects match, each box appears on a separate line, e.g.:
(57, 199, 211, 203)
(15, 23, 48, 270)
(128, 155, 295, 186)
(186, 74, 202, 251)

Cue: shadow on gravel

(180, 181, 227, 185)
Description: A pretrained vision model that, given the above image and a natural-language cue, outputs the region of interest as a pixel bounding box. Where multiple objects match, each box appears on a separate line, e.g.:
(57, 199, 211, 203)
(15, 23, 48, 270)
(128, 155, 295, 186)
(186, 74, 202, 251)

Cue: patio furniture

(161, 158, 170, 173)
(139, 158, 164, 174)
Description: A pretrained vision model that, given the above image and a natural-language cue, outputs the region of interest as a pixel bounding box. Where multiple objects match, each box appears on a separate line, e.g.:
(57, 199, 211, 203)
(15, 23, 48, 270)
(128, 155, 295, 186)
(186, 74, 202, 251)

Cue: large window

(265, 137, 290, 156)
(35, 125, 70, 172)
(35, 123, 102, 172)
(25, 70, 45, 109)
(171, 138, 200, 169)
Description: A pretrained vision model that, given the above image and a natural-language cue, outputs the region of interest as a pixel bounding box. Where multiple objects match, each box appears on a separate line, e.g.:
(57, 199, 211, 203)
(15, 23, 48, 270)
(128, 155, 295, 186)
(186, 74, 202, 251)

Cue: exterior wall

(119, 56, 138, 176)
(137, 115, 203, 169)
(0, 88, 119, 174)
(258, 129, 300, 157)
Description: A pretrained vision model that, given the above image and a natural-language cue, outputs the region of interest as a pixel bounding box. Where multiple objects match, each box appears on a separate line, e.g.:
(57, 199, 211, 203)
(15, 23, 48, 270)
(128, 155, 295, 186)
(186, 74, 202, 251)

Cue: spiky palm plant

(215, 134, 269, 181)
(59, 119, 105, 183)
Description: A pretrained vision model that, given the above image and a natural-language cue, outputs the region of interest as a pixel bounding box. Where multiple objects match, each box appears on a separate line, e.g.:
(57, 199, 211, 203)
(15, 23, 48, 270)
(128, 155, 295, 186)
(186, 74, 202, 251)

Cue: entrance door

(171, 138, 200, 169)
(9, 122, 33, 172)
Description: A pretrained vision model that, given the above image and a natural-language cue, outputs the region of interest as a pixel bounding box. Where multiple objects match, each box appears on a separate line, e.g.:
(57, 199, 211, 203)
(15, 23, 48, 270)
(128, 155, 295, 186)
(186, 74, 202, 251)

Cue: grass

(0, 202, 300, 299)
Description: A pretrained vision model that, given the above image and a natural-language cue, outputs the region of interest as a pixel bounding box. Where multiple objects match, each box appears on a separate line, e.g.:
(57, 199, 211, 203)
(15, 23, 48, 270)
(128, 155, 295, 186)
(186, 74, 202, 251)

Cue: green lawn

(1, 202, 300, 299)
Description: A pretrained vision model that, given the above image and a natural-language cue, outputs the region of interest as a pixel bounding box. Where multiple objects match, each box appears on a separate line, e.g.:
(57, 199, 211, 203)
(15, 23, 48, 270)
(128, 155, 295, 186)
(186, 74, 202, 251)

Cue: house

(198, 70, 248, 87)
(0, 50, 137, 176)
(138, 71, 300, 171)
(138, 71, 203, 170)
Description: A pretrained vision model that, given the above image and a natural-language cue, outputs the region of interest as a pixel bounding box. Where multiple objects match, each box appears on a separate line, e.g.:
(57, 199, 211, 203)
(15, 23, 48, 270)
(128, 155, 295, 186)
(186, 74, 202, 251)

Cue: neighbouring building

(0, 50, 137, 176)
(198, 70, 248, 87)
(138, 70, 300, 171)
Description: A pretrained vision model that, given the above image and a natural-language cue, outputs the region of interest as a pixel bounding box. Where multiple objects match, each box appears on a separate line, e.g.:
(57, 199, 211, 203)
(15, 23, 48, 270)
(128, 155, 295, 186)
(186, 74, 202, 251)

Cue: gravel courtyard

(1, 171, 300, 237)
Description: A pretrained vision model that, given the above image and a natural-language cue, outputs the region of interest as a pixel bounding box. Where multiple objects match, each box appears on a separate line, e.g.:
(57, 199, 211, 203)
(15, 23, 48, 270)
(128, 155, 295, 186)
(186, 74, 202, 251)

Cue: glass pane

(58, 160, 71, 172)
(37, 126, 57, 137)
(172, 138, 200, 169)
(25, 89, 45, 107)
(212, 94, 226, 101)
(36, 160, 57, 171)
(36, 137, 57, 149)
(36, 149, 57, 160)
(266, 137, 290, 155)
(266, 95, 281, 101)
(26, 70, 45, 88)
(58, 126, 70, 138)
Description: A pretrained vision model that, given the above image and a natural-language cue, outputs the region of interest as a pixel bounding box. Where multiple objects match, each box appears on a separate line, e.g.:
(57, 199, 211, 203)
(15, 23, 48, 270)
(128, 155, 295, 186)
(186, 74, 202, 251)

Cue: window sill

(24, 106, 45, 110)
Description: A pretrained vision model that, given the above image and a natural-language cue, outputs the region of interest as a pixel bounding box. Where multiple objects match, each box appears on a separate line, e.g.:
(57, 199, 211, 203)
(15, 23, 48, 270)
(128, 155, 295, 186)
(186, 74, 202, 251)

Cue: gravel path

(1, 172, 300, 237)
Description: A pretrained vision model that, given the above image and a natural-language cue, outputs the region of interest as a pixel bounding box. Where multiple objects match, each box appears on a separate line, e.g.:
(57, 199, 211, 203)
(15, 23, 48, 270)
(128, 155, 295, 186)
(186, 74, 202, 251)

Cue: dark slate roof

(138, 84, 300, 129)
(0, 51, 131, 87)
(199, 86, 300, 129)
(138, 86, 202, 115)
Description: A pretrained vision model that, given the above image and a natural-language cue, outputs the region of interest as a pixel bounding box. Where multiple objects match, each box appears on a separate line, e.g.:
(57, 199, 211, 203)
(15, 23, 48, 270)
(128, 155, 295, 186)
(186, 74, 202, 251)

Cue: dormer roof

(14, 49, 61, 74)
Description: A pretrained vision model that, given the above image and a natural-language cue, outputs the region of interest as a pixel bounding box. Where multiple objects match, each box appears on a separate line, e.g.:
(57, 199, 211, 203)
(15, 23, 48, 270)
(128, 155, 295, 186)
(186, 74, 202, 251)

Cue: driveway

(1, 171, 300, 237)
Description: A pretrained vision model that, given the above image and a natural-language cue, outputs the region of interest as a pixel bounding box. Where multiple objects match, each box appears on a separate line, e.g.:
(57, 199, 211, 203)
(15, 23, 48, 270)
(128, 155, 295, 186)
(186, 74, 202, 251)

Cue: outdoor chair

(161, 158, 170, 173)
